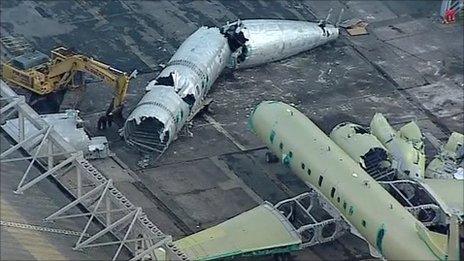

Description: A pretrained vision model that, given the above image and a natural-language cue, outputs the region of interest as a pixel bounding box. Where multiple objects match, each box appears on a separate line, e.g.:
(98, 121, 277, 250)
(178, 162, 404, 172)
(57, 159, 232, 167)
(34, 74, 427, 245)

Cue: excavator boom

(1, 47, 131, 115)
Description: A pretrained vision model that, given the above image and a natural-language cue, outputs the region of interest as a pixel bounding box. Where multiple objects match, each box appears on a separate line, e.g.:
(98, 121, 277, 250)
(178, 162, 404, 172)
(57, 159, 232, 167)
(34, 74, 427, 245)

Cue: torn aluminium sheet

(124, 26, 231, 153)
(124, 19, 339, 154)
(223, 19, 339, 68)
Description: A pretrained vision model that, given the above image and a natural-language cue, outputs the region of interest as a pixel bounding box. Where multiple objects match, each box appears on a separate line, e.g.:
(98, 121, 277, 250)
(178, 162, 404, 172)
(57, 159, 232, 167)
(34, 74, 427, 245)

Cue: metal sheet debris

(2, 109, 108, 159)
(341, 19, 369, 36)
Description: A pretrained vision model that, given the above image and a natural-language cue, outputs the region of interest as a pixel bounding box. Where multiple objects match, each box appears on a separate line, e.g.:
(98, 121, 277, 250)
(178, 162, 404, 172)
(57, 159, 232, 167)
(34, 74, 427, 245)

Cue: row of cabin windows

(299, 160, 367, 229)
(282, 145, 367, 230)
(300, 162, 311, 175)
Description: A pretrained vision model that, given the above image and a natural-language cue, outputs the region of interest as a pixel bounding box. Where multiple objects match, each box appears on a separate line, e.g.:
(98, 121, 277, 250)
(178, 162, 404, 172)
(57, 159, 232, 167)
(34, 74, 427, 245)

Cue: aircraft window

(301, 163, 305, 169)
(279, 142, 283, 150)
(288, 151, 293, 158)
(330, 187, 335, 198)
(307, 168, 311, 175)
(362, 220, 367, 228)
(270, 130, 276, 143)
(283, 155, 291, 166)
(337, 197, 340, 203)
(343, 202, 347, 210)
(349, 206, 354, 215)
(318, 176, 323, 187)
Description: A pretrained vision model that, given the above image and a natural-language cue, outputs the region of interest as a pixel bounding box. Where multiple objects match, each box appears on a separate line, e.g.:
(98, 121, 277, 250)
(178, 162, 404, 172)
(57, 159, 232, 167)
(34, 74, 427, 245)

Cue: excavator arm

(50, 47, 131, 114)
(2, 47, 133, 129)
(2, 47, 132, 119)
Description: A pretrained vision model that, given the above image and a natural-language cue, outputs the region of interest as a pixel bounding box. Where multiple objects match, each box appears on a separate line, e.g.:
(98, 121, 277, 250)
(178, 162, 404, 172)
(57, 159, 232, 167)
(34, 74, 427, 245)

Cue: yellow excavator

(1, 47, 134, 128)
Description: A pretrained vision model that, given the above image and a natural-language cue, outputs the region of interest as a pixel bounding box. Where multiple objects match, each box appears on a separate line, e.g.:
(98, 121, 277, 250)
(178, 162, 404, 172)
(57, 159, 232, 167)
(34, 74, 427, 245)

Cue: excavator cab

(9, 50, 49, 70)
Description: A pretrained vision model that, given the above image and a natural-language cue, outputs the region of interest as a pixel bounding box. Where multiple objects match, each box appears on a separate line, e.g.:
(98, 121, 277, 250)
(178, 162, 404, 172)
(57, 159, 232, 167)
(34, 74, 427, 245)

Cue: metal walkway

(0, 80, 185, 260)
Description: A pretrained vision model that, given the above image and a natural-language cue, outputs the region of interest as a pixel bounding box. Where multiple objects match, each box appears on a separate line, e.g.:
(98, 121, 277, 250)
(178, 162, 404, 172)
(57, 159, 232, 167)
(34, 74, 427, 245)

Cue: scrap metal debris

(2, 109, 109, 159)
(340, 18, 369, 36)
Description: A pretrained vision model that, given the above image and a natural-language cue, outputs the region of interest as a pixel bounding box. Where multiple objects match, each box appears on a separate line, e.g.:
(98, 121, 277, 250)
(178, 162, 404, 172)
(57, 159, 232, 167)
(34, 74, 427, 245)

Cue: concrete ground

(0, 136, 130, 260)
(1, 0, 462, 260)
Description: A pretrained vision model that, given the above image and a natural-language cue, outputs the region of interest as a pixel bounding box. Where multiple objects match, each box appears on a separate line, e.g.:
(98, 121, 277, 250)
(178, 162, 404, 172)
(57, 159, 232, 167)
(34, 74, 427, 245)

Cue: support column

(106, 196, 112, 225)
(112, 208, 142, 261)
(18, 110, 25, 142)
(0, 127, 47, 159)
(15, 126, 52, 193)
(15, 153, 76, 194)
(76, 167, 82, 198)
(47, 142, 54, 170)
(45, 181, 110, 222)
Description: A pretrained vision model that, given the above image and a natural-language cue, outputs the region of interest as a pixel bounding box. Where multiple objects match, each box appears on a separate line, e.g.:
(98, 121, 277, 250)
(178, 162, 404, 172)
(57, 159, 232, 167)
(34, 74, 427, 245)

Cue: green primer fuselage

(249, 101, 442, 260)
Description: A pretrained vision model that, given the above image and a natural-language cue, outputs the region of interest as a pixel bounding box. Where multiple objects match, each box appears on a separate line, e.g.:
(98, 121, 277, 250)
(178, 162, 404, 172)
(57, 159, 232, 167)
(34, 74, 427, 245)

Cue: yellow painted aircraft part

(330, 122, 388, 167)
(422, 179, 464, 215)
(250, 101, 445, 260)
(446, 215, 461, 261)
(369, 113, 396, 144)
(175, 203, 301, 260)
(443, 132, 464, 155)
(426, 132, 463, 179)
(398, 121, 427, 175)
(426, 157, 450, 179)
(370, 113, 426, 179)
(415, 223, 448, 260)
(399, 121, 423, 143)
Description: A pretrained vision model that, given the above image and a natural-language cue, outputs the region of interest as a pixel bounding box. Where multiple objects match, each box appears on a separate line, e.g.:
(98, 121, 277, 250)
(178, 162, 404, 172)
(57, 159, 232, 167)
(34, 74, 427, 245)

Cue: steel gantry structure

(0, 80, 186, 260)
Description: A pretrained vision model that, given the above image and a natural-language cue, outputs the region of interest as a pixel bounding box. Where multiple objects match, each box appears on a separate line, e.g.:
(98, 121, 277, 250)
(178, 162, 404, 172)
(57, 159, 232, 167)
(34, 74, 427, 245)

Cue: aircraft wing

(174, 202, 301, 260)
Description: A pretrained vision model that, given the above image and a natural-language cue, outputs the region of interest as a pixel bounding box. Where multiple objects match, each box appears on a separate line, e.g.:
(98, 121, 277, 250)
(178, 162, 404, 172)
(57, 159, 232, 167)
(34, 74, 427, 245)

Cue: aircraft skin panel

(370, 113, 426, 179)
(330, 122, 387, 164)
(421, 179, 464, 215)
(249, 101, 443, 260)
(174, 202, 301, 260)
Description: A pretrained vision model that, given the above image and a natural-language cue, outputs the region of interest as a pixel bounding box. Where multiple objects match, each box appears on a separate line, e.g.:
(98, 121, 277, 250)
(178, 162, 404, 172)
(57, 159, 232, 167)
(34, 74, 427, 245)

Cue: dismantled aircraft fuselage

(124, 26, 230, 153)
(249, 101, 459, 260)
(123, 19, 338, 154)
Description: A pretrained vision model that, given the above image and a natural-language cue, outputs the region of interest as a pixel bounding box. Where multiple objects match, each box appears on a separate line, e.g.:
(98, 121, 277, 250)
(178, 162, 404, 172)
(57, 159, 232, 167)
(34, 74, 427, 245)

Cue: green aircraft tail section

(175, 202, 301, 260)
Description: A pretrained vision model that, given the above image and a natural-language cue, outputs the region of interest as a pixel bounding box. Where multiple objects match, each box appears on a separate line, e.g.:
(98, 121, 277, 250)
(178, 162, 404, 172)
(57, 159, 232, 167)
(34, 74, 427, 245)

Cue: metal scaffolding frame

(272, 182, 449, 249)
(274, 191, 350, 248)
(0, 80, 187, 260)
(379, 180, 446, 227)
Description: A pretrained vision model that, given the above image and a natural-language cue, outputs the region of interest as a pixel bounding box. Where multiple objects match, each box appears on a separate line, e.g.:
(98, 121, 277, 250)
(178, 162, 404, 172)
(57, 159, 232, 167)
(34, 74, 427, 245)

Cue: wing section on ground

(174, 202, 301, 260)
